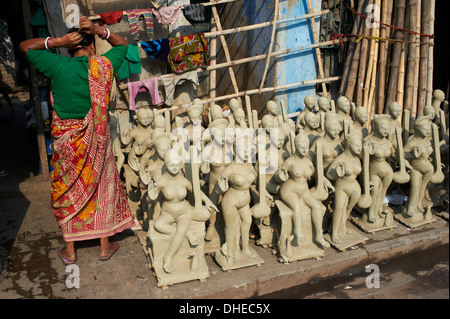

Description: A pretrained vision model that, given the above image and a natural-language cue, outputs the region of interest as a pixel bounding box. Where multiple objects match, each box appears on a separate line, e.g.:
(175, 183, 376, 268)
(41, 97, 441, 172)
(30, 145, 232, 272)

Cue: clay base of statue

(394, 203, 437, 229)
(148, 220, 209, 287)
(213, 218, 264, 271)
(254, 206, 279, 248)
(352, 205, 397, 234)
(275, 200, 325, 264)
(323, 223, 368, 252)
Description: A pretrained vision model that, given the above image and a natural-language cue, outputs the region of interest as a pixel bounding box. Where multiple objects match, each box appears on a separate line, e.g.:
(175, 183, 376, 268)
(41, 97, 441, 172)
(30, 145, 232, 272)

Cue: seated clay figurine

(275, 131, 332, 248)
(317, 96, 331, 132)
(265, 100, 282, 127)
(121, 108, 154, 158)
(296, 95, 316, 131)
(363, 114, 397, 223)
(148, 149, 218, 273)
(326, 130, 363, 244)
(403, 116, 434, 219)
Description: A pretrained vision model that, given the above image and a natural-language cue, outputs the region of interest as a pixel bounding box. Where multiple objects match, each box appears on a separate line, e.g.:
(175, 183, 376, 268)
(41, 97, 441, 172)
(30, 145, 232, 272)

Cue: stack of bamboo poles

(338, 0, 435, 125)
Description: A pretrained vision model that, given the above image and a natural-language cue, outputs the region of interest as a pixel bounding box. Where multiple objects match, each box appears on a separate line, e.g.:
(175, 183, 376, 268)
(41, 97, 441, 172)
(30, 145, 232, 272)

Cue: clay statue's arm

(147, 179, 159, 201)
(273, 159, 291, 183)
(325, 158, 344, 182)
(121, 131, 133, 146)
(200, 190, 219, 212)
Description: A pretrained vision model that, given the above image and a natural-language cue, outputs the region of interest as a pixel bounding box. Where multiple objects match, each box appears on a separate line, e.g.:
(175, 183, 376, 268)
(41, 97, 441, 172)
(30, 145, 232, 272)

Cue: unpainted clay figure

(303, 112, 322, 146)
(214, 134, 262, 269)
(311, 112, 344, 172)
(148, 149, 218, 274)
(227, 98, 242, 127)
(317, 96, 331, 132)
(233, 107, 248, 129)
(350, 106, 370, 139)
(261, 114, 275, 134)
(387, 102, 402, 149)
(184, 102, 205, 144)
(432, 89, 446, 125)
(121, 108, 154, 164)
(265, 100, 282, 127)
(295, 95, 316, 131)
(362, 114, 397, 224)
(402, 116, 435, 221)
(325, 130, 363, 244)
(210, 104, 224, 122)
(110, 114, 126, 174)
(200, 118, 233, 243)
(275, 131, 332, 253)
(336, 96, 353, 137)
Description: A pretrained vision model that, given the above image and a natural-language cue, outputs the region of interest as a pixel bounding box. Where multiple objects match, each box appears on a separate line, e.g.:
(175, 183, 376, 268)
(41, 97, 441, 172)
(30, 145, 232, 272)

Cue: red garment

(98, 11, 123, 26)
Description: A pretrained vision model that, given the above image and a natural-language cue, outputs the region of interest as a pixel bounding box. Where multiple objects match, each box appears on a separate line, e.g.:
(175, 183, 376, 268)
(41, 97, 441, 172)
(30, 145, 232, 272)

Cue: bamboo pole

(355, 0, 373, 106)
(209, 15, 217, 109)
(203, 10, 330, 38)
(377, 0, 394, 114)
(425, 0, 436, 107)
(259, 0, 279, 92)
(396, 42, 406, 123)
(211, 5, 241, 102)
(367, 1, 380, 121)
(306, 0, 328, 96)
(417, 0, 432, 116)
(363, 0, 380, 110)
(412, 0, 421, 119)
(404, 0, 418, 116)
(384, 0, 406, 113)
(339, 0, 366, 97)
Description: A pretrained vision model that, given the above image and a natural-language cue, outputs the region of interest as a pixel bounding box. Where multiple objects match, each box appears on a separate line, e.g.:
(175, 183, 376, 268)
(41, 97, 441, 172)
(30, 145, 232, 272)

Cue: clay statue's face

(326, 120, 341, 139)
(307, 115, 319, 129)
(138, 111, 153, 127)
(375, 120, 390, 138)
(424, 107, 435, 120)
(416, 123, 431, 138)
(211, 128, 226, 146)
(166, 158, 180, 175)
(339, 99, 350, 114)
(266, 101, 278, 116)
(318, 100, 330, 112)
(262, 119, 274, 133)
(234, 114, 245, 124)
(305, 97, 315, 110)
(295, 137, 309, 157)
(348, 138, 362, 156)
(390, 105, 401, 119)
(356, 111, 368, 125)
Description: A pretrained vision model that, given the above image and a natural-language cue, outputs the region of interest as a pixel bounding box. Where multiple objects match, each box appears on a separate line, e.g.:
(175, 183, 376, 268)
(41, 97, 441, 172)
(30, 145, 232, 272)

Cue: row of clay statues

(112, 90, 449, 287)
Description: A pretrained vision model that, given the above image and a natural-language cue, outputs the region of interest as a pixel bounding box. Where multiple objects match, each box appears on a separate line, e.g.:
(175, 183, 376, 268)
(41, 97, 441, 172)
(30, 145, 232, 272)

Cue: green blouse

(26, 44, 127, 119)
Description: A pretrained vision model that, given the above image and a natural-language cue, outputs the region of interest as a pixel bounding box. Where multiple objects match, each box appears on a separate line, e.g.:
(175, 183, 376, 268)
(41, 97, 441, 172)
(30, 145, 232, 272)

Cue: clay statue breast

(162, 183, 187, 201)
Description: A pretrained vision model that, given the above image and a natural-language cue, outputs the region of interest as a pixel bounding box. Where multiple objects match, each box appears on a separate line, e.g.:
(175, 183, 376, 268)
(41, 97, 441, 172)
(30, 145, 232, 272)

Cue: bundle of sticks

(338, 0, 435, 126)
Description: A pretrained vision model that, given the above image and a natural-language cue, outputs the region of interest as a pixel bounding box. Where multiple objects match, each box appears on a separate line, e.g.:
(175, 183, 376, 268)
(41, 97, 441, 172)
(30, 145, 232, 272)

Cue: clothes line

(88, 0, 241, 21)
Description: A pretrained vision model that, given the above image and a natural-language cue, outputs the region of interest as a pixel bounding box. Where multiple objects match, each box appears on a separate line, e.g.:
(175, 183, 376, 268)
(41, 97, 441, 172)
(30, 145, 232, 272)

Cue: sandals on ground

(99, 241, 120, 261)
(58, 247, 77, 265)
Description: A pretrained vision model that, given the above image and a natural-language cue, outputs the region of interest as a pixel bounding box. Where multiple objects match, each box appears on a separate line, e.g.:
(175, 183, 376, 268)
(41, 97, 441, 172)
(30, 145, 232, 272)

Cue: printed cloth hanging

(182, 3, 210, 25)
(168, 33, 209, 74)
(152, 5, 182, 25)
(117, 44, 141, 80)
(98, 11, 123, 26)
(125, 9, 154, 40)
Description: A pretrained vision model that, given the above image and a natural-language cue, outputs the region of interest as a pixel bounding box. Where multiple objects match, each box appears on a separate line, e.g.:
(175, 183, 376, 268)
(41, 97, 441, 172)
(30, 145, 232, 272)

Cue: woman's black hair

(68, 27, 95, 51)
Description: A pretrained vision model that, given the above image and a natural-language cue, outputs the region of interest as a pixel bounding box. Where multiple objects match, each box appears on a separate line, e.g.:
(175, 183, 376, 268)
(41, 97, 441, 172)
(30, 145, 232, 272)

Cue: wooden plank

(259, 0, 279, 92)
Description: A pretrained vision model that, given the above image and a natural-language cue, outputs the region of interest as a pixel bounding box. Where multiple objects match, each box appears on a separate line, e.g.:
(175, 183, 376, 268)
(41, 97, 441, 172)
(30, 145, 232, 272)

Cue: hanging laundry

(125, 9, 154, 41)
(98, 11, 123, 27)
(168, 33, 209, 74)
(127, 78, 162, 110)
(160, 72, 199, 106)
(182, 3, 210, 26)
(141, 39, 169, 62)
(117, 44, 141, 80)
(152, 5, 182, 25)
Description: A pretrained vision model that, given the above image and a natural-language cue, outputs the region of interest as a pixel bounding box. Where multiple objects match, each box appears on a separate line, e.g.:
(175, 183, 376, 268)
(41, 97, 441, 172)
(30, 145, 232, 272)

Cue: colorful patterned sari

(50, 55, 134, 242)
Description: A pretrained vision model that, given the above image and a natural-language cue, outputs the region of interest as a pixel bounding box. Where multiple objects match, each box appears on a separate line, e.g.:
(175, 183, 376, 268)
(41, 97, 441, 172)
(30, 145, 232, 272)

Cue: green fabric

(26, 44, 127, 119)
(117, 44, 141, 80)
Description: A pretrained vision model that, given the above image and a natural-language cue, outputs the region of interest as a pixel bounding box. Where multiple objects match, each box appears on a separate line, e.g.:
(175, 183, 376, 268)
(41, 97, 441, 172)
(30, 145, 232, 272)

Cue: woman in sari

(20, 17, 135, 264)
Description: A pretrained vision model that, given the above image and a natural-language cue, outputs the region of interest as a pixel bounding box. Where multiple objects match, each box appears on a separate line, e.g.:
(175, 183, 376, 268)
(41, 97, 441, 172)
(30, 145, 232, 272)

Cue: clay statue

(359, 114, 397, 227)
(296, 95, 316, 131)
(200, 118, 233, 244)
(303, 112, 322, 146)
(401, 116, 435, 223)
(261, 114, 275, 134)
(233, 107, 248, 129)
(432, 89, 446, 125)
(350, 106, 370, 139)
(265, 100, 282, 127)
(210, 104, 224, 122)
(275, 132, 332, 254)
(387, 102, 402, 149)
(336, 96, 353, 137)
(148, 148, 218, 275)
(325, 130, 366, 246)
(317, 96, 331, 132)
(213, 134, 264, 270)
